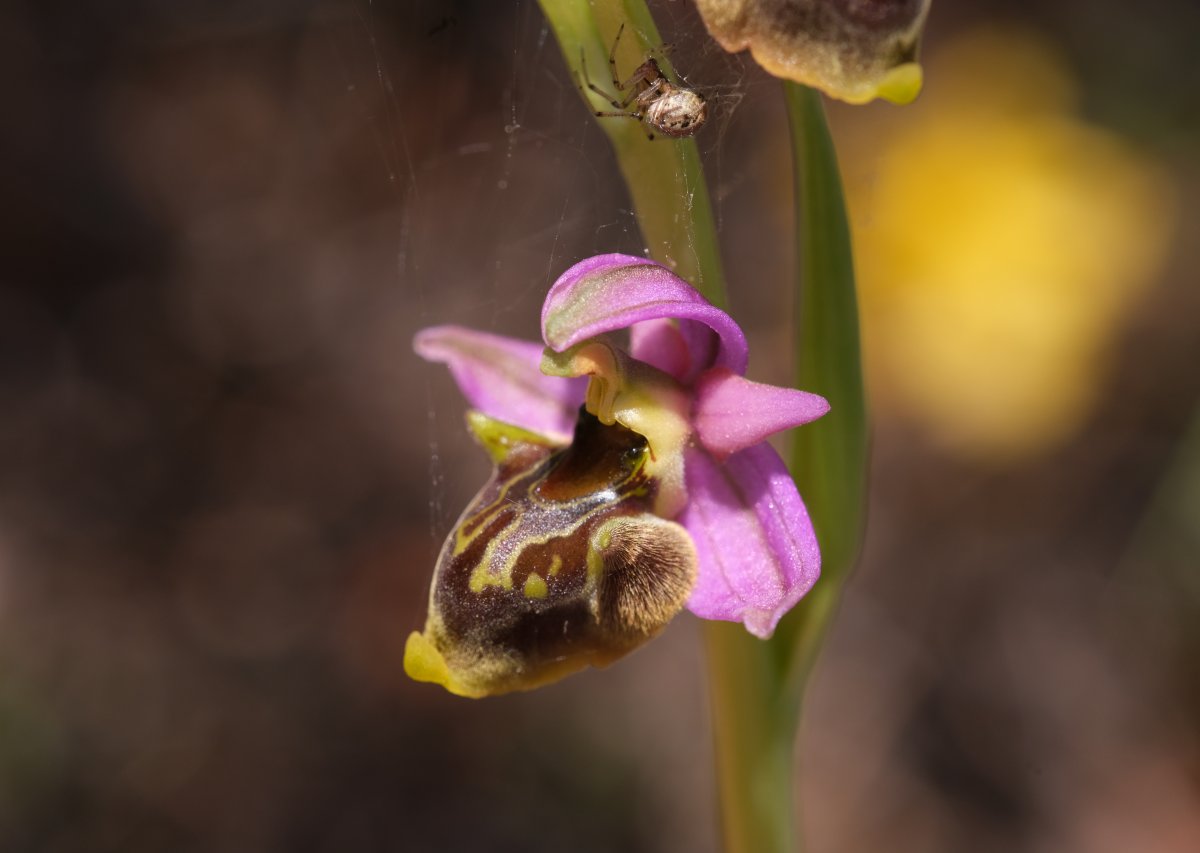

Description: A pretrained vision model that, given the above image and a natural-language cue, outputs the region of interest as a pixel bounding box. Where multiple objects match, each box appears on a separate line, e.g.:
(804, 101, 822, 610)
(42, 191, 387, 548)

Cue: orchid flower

(406, 254, 829, 697)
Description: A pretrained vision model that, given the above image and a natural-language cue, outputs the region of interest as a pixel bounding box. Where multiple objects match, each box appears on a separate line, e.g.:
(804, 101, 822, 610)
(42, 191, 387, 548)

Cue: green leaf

(778, 83, 869, 709)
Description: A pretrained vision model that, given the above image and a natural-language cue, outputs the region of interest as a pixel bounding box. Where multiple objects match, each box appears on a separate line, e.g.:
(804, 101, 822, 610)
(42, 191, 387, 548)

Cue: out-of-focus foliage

(848, 29, 1176, 459)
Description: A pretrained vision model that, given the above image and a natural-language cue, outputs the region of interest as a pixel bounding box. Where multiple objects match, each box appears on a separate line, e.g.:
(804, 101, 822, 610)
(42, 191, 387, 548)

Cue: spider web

(329, 0, 758, 542)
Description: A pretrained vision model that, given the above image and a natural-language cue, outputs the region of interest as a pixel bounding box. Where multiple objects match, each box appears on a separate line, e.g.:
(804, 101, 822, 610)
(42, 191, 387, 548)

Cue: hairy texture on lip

(693, 0, 931, 105)
(597, 516, 697, 637)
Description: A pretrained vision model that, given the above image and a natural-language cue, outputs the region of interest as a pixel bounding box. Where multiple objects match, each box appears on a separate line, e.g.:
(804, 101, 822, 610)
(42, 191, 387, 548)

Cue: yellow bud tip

(875, 63, 923, 106)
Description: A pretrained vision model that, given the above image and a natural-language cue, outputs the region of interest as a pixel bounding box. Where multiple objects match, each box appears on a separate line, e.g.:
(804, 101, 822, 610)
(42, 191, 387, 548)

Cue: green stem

(704, 621, 797, 853)
(537, 6, 866, 852)
(535, 0, 725, 304)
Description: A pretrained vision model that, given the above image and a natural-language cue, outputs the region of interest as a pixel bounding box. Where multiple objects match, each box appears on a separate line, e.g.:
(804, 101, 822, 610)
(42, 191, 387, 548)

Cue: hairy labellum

(405, 408, 697, 698)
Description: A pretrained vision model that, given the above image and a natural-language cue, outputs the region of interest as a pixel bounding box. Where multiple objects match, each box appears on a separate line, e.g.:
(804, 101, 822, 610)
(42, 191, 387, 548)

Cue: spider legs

(608, 23, 626, 92)
(606, 24, 662, 94)
(592, 110, 657, 142)
(580, 48, 640, 111)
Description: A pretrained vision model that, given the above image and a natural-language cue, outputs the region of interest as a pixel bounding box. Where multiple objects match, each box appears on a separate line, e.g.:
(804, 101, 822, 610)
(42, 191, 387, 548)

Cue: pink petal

(414, 325, 586, 440)
(629, 318, 692, 380)
(542, 254, 748, 375)
(680, 443, 821, 638)
(693, 368, 830, 460)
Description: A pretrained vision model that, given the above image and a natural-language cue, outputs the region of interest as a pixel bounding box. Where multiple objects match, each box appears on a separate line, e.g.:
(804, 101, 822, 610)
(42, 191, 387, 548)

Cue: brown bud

(694, 0, 932, 104)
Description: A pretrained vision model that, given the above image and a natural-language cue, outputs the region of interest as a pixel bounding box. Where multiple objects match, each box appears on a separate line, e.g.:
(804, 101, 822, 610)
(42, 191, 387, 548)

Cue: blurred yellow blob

(848, 30, 1175, 459)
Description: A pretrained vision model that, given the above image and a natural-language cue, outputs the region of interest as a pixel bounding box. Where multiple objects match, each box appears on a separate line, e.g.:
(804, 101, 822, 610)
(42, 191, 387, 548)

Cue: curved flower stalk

(406, 254, 829, 697)
(693, 0, 932, 105)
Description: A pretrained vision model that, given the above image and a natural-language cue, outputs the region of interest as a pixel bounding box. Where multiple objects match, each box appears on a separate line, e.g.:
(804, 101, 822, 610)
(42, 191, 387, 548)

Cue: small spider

(580, 24, 708, 140)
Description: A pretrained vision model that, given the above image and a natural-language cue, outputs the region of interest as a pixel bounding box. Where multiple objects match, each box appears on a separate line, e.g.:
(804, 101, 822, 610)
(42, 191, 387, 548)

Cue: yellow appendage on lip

(404, 630, 486, 699)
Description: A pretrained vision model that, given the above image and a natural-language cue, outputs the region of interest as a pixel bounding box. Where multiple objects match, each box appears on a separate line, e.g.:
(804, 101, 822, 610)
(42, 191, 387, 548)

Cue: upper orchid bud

(693, 0, 932, 105)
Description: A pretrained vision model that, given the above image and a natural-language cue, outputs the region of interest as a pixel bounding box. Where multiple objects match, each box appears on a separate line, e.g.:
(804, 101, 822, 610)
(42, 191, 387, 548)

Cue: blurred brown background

(1, 1, 1197, 851)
